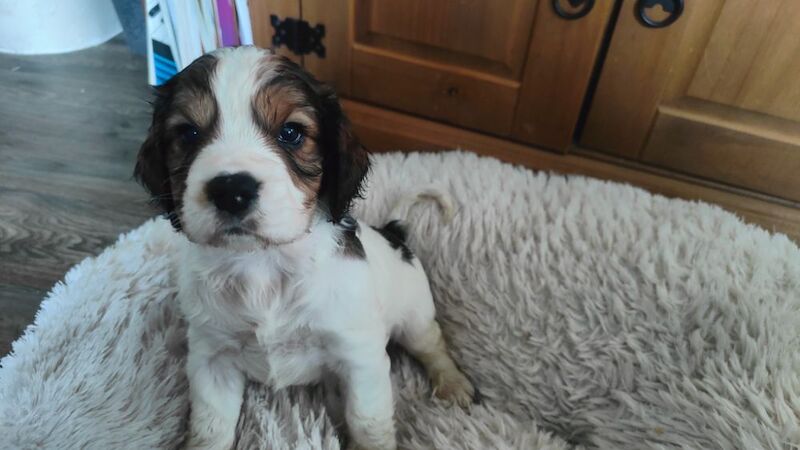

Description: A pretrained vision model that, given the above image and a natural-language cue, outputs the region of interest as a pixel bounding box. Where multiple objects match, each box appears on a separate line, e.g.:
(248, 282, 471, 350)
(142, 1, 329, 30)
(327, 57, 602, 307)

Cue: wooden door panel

(686, 0, 800, 122)
(351, 47, 518, 134)
(347, 0, 537, 135)
(581, 0, 800, 202)
(511, 0, 614, 150)
(355, 0, 536, 79)
(642, 99, 800, 201)
(580, 0, 717, 159)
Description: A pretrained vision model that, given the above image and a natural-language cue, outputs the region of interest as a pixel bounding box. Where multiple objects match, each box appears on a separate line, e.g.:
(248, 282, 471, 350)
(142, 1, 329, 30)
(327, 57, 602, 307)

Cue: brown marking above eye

(163, 54, 219, 135)
(252, 83, 316, 135)
(251, 68, 324, 208)
(171, 92, 217, 129)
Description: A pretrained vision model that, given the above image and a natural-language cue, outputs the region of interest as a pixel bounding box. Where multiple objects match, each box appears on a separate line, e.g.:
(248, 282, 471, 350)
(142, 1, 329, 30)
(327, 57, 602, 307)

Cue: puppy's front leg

(185, 345, 245, 450)
(343, 350, 396, 450)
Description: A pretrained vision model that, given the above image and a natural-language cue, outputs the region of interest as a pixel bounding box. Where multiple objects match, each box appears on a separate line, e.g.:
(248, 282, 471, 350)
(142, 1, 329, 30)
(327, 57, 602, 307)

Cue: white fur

(179, 210, 470, 449)
(3, 152, 799, 450)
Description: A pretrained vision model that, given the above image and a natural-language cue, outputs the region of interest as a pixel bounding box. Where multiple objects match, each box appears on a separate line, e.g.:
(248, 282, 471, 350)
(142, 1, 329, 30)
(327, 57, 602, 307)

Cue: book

(167, 0, 203, 68)
(145, 0, 255, 85)
(198, 0, 219, 52)
(234, 0, 254, 46)
(215, 0, 240, 47)
(145, 0, 181, 85)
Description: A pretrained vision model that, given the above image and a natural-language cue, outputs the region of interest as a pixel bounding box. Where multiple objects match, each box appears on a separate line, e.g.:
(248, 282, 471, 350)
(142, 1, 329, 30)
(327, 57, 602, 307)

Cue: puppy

(134, 47, 474, 450)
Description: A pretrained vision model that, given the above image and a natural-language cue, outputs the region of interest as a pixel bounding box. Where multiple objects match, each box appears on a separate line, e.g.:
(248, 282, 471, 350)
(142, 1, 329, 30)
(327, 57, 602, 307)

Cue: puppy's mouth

(202, 219, 306, 249)
(218, 218, 265, 241)
(222, 223, 251, 236)
(195, 216, 264, 247)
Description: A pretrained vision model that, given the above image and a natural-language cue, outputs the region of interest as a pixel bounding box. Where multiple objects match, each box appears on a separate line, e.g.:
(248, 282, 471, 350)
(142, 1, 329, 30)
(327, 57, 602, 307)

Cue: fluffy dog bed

(1, 151, 799, 449)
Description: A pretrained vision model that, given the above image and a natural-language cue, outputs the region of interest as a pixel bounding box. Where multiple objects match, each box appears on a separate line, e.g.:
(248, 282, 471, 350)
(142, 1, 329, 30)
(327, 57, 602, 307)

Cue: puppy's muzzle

(205, 172, 261, 217)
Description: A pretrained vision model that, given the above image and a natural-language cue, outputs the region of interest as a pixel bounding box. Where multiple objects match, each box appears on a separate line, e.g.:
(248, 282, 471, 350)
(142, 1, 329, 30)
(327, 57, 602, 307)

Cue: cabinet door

(581, 0, 800, 202)
(347, 0, 538, 136)
(300, 0, 611, 147)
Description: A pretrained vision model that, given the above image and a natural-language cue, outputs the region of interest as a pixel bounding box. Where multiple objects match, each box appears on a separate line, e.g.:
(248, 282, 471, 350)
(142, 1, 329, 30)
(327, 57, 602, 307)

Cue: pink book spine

(215, 0, 240, 47)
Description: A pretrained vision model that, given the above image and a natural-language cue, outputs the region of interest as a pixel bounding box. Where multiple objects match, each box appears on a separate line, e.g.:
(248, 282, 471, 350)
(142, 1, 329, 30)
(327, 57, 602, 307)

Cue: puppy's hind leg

(398, 320, 475, 408)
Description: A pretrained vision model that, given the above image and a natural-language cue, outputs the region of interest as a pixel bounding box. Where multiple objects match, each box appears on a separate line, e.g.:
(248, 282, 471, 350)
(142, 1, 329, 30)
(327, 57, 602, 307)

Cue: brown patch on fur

(166, 90, 217, 132)
(252, 54, 371, 223)
(251, 57, 323, 215)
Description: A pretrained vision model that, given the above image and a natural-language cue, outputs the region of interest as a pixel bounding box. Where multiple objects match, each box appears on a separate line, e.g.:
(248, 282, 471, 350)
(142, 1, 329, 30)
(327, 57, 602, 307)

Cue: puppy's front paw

(432, 369, 475, 408)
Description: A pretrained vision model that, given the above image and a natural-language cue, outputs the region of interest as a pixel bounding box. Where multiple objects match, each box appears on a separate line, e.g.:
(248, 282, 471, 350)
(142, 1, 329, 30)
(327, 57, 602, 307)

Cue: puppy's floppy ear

(317, 89, 370, 223)
(134, 87, 180, 229)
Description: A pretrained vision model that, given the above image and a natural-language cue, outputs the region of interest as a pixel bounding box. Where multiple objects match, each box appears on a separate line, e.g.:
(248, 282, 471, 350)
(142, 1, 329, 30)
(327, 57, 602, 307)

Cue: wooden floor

(0, 38, 155, 357)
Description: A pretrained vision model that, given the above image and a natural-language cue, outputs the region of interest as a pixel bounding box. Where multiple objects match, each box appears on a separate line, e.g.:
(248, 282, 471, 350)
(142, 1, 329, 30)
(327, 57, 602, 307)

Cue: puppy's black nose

(205, 172, 260, 216)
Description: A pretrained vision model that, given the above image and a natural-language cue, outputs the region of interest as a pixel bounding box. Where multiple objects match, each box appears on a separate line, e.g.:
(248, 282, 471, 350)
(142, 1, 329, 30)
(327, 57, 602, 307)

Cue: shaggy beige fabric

(1, 151, 799, 449)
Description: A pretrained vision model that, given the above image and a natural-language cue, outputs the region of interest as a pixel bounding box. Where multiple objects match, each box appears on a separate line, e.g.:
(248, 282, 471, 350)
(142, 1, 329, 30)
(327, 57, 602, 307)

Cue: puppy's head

(135, 47, 369, 248)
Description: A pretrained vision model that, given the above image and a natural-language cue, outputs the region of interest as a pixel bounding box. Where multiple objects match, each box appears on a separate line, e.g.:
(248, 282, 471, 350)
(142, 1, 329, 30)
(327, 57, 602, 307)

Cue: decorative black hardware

(270, 15, 325, 58)
(636, 0, 684, 28)
(552, 0, 595, 20)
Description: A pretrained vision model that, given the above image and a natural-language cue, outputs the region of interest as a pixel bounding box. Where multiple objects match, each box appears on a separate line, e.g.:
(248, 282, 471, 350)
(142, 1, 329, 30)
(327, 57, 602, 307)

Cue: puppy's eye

(277, 122, 304, 148)
(176, 124, 201, 145)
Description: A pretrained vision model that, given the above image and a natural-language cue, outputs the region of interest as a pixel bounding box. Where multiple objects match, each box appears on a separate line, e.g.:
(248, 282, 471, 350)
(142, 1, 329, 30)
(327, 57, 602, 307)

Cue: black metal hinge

(270, 15, 325, 58)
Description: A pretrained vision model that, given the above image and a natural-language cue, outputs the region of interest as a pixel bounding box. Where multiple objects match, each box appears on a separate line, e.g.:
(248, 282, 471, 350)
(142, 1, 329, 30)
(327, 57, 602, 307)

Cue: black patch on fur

(337, 220, 365, 260)
(385, 341, 409, 368)
(372, 221, 414, 264)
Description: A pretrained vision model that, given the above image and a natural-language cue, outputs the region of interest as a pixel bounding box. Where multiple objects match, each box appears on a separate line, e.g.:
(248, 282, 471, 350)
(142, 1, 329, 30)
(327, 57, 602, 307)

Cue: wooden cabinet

(248, 0, 800, 239)
(347, 0, 537, 136)
(254, 0, 612, 150)
(582, 0, 800, 202)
